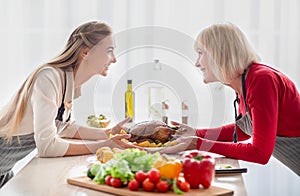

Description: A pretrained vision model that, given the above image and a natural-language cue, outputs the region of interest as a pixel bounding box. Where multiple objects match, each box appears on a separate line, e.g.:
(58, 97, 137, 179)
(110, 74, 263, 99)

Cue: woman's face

(83, 35, 116, 77)
(195, 45, 217, 83)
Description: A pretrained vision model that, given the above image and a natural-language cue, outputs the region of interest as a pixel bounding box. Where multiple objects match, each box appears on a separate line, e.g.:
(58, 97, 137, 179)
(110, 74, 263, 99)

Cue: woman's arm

(164, 74, 279, 164)
(71, 125, 110, 140)
(197, 74, 279, 164)
(196, 124, 251, 142)
(63, 117, 131, 140)
(64, 134, 140, 156)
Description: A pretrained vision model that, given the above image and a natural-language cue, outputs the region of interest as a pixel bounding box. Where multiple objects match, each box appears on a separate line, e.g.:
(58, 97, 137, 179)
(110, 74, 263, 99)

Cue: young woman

(0, 21, 138, 187)
(161, 23, 300, 176)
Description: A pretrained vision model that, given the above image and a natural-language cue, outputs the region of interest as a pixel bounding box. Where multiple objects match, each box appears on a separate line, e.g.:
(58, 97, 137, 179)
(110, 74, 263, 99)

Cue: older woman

(161, 23, 300, 176)
(0, 21, 138, 187)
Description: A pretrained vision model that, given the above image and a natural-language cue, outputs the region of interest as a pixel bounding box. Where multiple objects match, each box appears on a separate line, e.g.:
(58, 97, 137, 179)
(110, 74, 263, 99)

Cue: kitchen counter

(0, 152, 247, 196)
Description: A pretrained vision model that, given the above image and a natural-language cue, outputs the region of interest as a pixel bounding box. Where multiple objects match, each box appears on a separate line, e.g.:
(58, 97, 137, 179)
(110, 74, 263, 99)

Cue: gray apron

(272, 136, 300, 176)
(234, 69, 300, 176)
(0, 70, 70, 188)
(0, 133, 36, 188)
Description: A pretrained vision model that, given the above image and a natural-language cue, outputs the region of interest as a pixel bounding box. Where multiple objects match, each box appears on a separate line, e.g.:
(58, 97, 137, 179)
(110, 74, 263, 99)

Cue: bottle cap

(127, 80, 132, 84)
(182, 102, 188, 110)
(162, 101, 169, 110)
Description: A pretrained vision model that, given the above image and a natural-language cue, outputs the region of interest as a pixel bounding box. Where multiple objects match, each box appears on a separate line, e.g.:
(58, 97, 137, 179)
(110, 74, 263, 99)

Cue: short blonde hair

(195, 23, 260, 83)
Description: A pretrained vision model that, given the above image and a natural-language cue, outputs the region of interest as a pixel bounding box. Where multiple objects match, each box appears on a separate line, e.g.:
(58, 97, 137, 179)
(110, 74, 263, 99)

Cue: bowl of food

(87, 114, 110, 128)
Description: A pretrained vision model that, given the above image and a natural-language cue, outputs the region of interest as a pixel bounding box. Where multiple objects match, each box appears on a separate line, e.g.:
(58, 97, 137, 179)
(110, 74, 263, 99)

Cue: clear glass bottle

(125, 80, 135, 122)
(182, 101, 188, 124)
(162, 100, 169, 124)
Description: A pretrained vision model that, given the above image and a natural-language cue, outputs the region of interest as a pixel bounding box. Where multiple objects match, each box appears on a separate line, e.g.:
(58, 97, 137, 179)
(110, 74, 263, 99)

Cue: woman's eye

(107, 50, 114, 58)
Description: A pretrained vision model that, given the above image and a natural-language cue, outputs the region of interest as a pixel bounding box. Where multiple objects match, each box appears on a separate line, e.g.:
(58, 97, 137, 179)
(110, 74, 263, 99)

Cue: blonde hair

(195, 23, 260, 84)
(0, 21, 112, 140)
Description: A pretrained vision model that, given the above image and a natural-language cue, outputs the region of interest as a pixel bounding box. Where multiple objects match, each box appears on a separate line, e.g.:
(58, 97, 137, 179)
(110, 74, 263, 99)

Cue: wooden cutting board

(67, 176, 233, 196)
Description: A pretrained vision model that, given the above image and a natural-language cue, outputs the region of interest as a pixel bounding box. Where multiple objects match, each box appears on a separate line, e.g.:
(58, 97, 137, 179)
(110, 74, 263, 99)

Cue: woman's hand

(107, 134, 143, 149)
(171, 121, 196, 137)
(159, 136, 200, 154)
(158, 122, 199, 154)
(109, 117, 131, 135)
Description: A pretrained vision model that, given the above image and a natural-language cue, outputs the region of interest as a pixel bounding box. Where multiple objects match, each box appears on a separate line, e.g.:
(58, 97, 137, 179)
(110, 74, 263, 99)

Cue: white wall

(1, 0, 299, 195)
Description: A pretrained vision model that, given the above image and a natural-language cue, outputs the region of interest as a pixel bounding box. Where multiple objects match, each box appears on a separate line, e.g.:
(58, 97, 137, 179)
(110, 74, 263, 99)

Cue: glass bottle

(182, 101, 188, 124)
(162, 100, 169, 124)
(125, 80, 135, 122)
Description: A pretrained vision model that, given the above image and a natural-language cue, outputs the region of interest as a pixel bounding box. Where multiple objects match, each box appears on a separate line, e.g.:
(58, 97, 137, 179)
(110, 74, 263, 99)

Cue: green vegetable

(173, 178, 184, 194)
(87, 168, 95, 179)
(104, 159, 134, 183)
(113, 148, 160, 172)
(98, 114, 106, 120)
(88, 115, 96, 120)
(88, 149, 159, 184)
(91, 164, 108, 184)
(91, 160, 134, 184)
(89, 163, 102, 176)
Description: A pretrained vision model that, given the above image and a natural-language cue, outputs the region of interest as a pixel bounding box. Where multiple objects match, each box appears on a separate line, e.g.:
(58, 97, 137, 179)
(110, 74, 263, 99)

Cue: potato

(120, 129, 127, 134)
(136, 140, 151, 147)
(149, 142, 157, 147)
(156, 142, 163, 147)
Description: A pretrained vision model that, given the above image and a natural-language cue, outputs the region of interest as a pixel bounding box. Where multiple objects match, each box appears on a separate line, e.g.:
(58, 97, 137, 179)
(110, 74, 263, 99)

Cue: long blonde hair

(0, 21, 112, 140)
(195, 23, 261, 84)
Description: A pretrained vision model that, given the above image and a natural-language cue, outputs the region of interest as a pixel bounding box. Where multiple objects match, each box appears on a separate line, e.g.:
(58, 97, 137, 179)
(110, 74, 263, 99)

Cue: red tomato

(110, 178, 123, 188)
(177, 179, 183, 187)
(105, 175, 112, 186)
(142, 178, 155, 192)
(128, 179, 139, 191)
(134, 171, 148, 183)
(179, 181, 190, 192)
(147, 168, 160, 183)
(156, 180, 169, 193)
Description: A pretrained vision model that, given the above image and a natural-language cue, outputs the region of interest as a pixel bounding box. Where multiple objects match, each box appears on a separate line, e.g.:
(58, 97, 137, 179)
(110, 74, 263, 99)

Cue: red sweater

(196, 63, 300, 164)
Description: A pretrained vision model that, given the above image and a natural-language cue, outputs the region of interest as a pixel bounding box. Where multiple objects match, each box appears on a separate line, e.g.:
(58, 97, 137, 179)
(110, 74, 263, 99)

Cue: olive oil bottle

(125, 80, 135, 122)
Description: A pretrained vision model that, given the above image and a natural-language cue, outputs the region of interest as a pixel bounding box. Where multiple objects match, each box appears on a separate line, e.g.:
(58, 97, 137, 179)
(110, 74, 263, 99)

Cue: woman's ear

(80, 47, 90, 59)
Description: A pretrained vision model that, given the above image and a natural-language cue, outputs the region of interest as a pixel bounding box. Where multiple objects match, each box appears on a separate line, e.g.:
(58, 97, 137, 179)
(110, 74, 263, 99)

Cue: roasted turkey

(126, 120, 178, 144)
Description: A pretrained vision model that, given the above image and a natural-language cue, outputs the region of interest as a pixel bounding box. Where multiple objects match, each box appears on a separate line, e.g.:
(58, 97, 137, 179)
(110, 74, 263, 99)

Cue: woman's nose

(195, 59, 200, 67)
(111, 57, 117, 63)
(111, 53, 117, 63)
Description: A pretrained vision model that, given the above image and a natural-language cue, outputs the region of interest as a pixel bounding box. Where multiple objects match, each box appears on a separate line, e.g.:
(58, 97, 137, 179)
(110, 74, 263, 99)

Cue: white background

(1, 0, 299, 195)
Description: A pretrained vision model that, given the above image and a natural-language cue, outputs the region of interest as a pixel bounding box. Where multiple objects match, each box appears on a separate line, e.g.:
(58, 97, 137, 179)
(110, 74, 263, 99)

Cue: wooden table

(0, 154, 247, 196)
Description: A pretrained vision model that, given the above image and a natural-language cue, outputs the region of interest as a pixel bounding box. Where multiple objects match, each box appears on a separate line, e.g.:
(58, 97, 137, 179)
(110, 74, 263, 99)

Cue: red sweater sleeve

(196, 124, 251, 142)
(196, 73, 279, 164)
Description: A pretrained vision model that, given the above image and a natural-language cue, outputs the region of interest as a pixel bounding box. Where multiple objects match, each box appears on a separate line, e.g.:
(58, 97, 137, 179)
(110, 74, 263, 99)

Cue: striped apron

(0, 133, 36, 188)
(236, 70, 300, 176)
(240, 127, 300, 176)
(272, 136, 300, 176)
(0, 70, 70, 188)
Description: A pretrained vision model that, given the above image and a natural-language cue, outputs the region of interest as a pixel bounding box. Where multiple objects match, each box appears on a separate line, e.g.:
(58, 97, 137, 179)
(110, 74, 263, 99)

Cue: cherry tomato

(147, 168, 160, 183)
(142, 178, 155, 192)
(177, 179, 183, 187)
(156, 180, 169, 193)
(134, 171, 148, 183)
(179, 181, 190, 192)
(105, 175, 112, 186)
(110, 177, 123, 188)
(128, 179, 139, 191)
